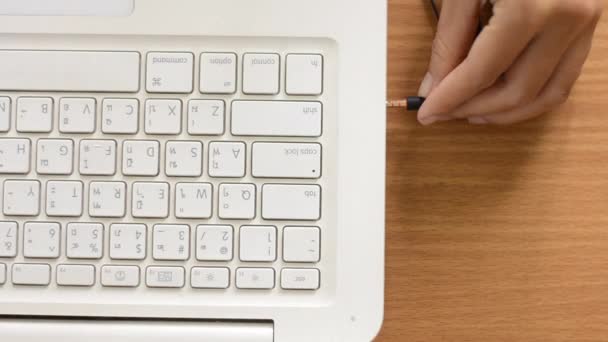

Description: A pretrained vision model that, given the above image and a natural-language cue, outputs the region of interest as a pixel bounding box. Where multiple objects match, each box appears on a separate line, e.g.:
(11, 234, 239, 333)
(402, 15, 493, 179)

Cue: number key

(0, 222, 17, 257)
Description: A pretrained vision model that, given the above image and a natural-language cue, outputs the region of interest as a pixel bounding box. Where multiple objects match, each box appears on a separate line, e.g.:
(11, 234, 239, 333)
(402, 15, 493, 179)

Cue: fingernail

(419, 114, 453, 126)
(418, 72, 433, 98)
(468, 117, 490, 125)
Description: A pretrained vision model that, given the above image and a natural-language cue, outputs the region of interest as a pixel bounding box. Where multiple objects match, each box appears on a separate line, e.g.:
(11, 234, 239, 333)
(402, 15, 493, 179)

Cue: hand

(418, 0, 603, 125)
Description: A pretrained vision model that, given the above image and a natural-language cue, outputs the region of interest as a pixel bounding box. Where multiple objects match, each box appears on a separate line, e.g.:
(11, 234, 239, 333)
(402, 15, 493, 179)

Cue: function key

(286, 54, 323, 96)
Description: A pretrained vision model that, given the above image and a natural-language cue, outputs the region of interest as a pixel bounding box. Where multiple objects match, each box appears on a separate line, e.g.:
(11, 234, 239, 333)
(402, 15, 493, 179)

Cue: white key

(191, 267, 230, 289)
(236, 268, 275, 289)
(110, 224, 147, 260)
(242, 53, 280, 95)
(12, 264, 50, 286)
(59, 98, 96, 133)
(219, 183, 256, 220)
(145, 99, 182, 134)
(283, 226, 321, 263)
(262, 184, 321, 220)
(101, 265, 140, 287)
(66, 223, 103, 259)
(122, 140, 160, 176)
(200, 53, 237, 94)
(89, 182, 127, 218)
(37, 139, 74, 175)
(252, 143, 321, 179)
(56, 264, 95, 286)
(0, 222, 18, 257)
(239, 226, 277, 262)
(23, 222, 60, 258)
(0, 139, 30, 174)
(16, 97, 53, 132)
(286, 54, 324, 95)
(102, 98, 139, 134)
(165, 141, 203, 177)
(0, 263, 5, 284)
(153, 224, 190, 261)
(196, 225, 233, 261)
(0, 50, 140, 92)
(0, 97, 10, 132)
(175, 183, 212, 219)
(146, 52, 194, 93)
(231, 101, 322, 137)
(3, 180, 40, 216)
(187, 100, 225, 135)
(281, 268, 320, 290)
(146, 266, 185, 288)
(46, 181, 83, 217)
(208, 142, 246, 178)
(79, 140, 117, 175)
(132, 182, 169, 218)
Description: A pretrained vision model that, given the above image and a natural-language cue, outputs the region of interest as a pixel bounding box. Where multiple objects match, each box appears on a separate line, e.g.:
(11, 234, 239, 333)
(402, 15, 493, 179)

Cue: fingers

(448, 16, 588, 119)
(418, 0, 480, 97)
(468, 21, 598, 125)
(418, 1, 547, 125)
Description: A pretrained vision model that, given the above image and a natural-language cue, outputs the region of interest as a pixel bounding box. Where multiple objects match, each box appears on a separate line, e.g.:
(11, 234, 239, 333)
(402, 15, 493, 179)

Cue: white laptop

(0, 0, 387, 341)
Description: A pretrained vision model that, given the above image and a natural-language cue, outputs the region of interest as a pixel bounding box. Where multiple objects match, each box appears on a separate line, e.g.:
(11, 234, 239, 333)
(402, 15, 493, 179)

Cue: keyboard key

(242, 53, 280, 95)
(231, 101, 322, 137)
(165, 141, 203, 177)
(152, 224, 190, 261)
(122, 140, 160, 176)
(200, 53, 237, 94)
(16, 97, 53, 132)
(191, 267, 230, 289)
(146, 266, 185, 288)
(175, 183, 212, 219)
(218, 183, 256, 220)
(101, 265, 140, 287)
(0, 97, 10, 132)
(110, 224, 147, 260)
(187, 100, 225, 135)
(283, 226, 321, 263)
(12, 263, 51, 286)
(0, 263, 5, 284)
(56, 264, 95, 287)
(208, 141, 246, 178)
(89, 181, 127, 218)
(239, 226, 277, 262)
(37, 139, 74, 175)
(59, 98, 96, 133)
(66, 223, 103, 259)
(262, 184, 321, 221)
(23, 222, 60, 258)
(102, 98, 139, 134)
(146, 52, 194, 94)
(252, 142, 321, 179)
(0, 139, 30, 174)
(196, 225, 233, 261)
(281, 268, 320, 290)
(236, 268, 275, 289)
(132, 182, 169, 218)
(0, 222, 17, 257)
(286, 54, 323, 95)
(145, 99, 182, 135)
(46, 181, 83, 217)
(0, 50, 140, 92)
(79, 140, 117, 175)
(3, 180, 40, 216)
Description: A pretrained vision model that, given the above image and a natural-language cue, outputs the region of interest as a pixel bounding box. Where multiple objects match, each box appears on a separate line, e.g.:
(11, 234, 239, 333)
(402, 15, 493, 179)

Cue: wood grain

(379, 1, 608, 341)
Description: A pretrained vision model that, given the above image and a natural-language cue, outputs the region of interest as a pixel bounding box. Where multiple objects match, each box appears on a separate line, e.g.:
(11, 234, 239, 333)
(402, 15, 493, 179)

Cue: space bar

(0, 50, 141, 92)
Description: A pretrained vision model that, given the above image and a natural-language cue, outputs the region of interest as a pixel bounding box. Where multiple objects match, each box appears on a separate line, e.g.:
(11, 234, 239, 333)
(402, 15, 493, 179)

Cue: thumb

(420, 0, 481, 97)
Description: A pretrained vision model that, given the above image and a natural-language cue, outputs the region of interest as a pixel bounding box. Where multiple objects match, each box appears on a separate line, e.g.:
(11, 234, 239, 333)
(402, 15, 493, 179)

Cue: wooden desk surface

(380, 1, 608, 341)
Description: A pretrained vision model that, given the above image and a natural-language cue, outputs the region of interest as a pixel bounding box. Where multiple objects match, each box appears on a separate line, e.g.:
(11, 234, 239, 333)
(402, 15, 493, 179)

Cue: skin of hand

(418, 0, 604, 126)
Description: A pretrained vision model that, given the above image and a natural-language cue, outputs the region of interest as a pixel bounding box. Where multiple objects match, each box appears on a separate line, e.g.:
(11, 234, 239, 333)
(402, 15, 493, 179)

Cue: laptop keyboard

(0, 49, 325, 292)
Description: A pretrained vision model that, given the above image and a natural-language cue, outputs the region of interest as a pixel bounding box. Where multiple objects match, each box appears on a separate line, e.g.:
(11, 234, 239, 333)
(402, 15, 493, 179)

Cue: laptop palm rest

(0, 319, 274, 342)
